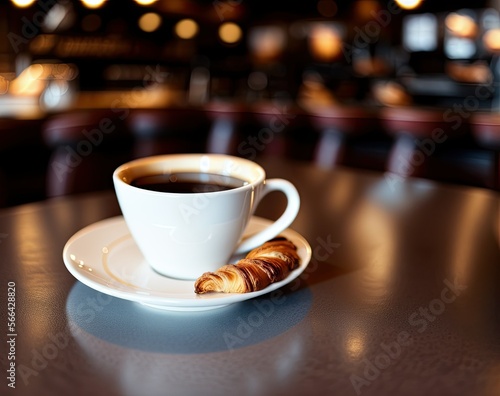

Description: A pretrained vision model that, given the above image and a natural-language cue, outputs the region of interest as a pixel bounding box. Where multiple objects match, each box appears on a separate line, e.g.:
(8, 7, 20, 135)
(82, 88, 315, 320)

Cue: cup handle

(234, 178, 300, 254)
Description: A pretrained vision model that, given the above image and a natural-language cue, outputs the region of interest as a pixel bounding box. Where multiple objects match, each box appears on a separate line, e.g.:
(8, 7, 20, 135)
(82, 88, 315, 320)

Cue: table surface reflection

(0, 158, 499, 396)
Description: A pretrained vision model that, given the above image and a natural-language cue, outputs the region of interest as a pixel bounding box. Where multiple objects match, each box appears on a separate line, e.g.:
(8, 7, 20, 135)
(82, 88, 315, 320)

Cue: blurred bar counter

(0, 95, 498, 208)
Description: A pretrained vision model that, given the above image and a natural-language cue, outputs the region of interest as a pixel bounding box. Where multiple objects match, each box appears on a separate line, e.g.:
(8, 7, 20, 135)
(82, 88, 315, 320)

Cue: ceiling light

(135, 0, 158, 5)
(10, 0, 36, 7)
(174, 19, 199, 39)
(138, 13, 162, 33)
(219, 22, 242, 44)
(81, 0, 106, 9)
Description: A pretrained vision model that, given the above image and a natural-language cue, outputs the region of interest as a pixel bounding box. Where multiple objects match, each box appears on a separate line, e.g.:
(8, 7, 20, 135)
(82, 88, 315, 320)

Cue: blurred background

(0, 0, 499, 207)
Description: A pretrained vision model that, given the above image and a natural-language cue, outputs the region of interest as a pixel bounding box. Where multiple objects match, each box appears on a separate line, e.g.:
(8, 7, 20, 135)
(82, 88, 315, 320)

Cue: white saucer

(62, 216, 312, 311)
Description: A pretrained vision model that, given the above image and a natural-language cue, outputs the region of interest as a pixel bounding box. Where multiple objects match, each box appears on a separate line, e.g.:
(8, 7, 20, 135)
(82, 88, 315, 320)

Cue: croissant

(194, 237, 300, 294)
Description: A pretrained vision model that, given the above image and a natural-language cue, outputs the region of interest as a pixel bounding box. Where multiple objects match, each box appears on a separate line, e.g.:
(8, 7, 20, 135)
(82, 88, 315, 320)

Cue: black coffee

(131, 172, 247, 193)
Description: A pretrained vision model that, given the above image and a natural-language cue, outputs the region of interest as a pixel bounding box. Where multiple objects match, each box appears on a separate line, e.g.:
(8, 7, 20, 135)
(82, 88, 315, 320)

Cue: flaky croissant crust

(194, 237, 300, 294)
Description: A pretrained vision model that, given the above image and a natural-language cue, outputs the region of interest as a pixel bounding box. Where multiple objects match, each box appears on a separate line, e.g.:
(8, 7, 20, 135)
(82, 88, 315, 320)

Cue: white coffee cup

(113, 154, 300, 280)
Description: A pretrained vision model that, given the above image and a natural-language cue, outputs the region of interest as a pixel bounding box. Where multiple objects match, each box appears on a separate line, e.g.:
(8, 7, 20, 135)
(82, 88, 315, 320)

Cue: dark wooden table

(0, 158, 499, 396)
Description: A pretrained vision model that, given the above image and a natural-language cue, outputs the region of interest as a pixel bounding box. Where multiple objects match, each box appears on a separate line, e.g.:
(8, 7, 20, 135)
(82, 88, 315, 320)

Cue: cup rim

(113, 153, 266, 195)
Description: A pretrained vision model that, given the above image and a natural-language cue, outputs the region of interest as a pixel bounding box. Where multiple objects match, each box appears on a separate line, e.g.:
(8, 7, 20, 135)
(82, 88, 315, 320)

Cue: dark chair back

(42, 110, 133, 197)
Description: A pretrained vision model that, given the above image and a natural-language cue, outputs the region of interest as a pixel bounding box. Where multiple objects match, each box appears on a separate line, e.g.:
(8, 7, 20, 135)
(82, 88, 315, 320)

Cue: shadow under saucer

(65, 280, 313, 354)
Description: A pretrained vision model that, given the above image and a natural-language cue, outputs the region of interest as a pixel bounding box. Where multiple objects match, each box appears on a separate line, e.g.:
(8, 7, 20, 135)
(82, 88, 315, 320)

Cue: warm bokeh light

(372, 81, 412, 106)
(445, 13, 478, 39)
(8, 63, 78, 97)
(0, 76, 9, 95)
(174, 19, 199, 39)
(483, 28, 500, 52)
(308, 24, 342, 62)
(134, 0, 158, 5)
(395, 0, 423, 10)
(248, 26, 287, 62)
(138, 13, 162, 33)
(345, 333, 365, 360)
(353, 0, 381, 22)
(29, 34, 57, 55)
(80, 0, 106, 9)
(445, 61, 492, 84)
(10, 0, 36, 7)
(9, 64, 46, 96)
(218, 22, 243, 44)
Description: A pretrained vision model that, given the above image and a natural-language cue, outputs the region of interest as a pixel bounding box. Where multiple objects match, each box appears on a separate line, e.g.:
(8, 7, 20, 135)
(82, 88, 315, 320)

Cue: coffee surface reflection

(130, 172, 247, 193)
